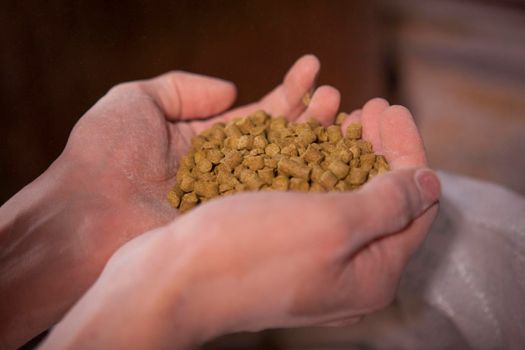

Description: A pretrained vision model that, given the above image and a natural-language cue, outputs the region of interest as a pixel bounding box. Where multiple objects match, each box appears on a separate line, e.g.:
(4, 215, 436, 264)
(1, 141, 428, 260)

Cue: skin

(0, 55, 339, 349)
(0, 54, 440, 349)
(40, 83, 440, 347)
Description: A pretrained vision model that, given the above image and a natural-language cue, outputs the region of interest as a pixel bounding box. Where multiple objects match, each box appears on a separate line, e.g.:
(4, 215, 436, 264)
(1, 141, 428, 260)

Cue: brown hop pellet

(243, 155, 265, 171)
(258, 167, 274, 185)
(167, 110, 389, 212)
(327, 125, 343, 144)
(347, 167, 369, 185)
(335, 112, 347, 125)
(253, 135, 268, 149)
(272, 175, 289, 190)
(278, 158, 310, 180)
(206, 148, 224, 164)
(289, 177, 309, 192)
(346, 123, 362, 140)
(179, 192, 198, 212)
(328, 159, 350, 180)
(319, 170, 338, 190)
(303, 144, 324, 164)
(194, 181, 219, 199)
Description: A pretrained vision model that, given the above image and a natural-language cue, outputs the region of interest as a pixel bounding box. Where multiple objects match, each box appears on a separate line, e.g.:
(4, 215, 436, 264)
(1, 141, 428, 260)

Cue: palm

(62, 55, 340, 251)
(335, 100, 439, 321)
(175, 98, 439, 330)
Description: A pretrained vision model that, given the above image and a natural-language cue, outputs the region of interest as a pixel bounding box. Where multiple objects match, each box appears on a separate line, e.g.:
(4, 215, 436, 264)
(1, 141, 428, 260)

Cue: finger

(340, 167, 440, 248)
(318, 315, 363, 327)
(339, 109, 362, 135)
(379, 105, 427, 169)
(377, 204, 439, 266)
(346, 109, 363, 124)
(262, 54, 321, 120)
(360, 98, 390, 154)
(296, 85, 341, 126)
(139, 71, 237, 120)
(209, 54, 320, 124)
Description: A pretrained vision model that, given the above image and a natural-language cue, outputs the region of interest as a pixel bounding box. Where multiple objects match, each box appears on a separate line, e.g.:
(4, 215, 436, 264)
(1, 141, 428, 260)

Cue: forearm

(0, 158, 114, 349)
(38, 229, 210, 350)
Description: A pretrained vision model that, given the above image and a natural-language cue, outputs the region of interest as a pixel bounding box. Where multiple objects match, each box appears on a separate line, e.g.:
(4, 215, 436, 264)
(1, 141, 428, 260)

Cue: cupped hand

(165, 99, 440, 333)
(59, 54, 339, 268)
(41, 97, 440, 349)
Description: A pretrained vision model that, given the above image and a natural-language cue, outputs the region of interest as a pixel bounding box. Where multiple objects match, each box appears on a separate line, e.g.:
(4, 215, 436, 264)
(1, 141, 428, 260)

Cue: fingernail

(415, 168, 441, 206)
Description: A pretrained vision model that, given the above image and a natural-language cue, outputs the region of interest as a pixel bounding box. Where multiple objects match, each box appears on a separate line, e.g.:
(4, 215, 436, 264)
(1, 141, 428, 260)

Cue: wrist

(40, 226, 215, 349)
(0, 155, 124, 348)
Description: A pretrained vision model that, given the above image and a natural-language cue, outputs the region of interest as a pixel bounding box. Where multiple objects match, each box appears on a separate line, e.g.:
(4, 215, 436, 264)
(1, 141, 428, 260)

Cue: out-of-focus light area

(1, 0, 524, 205)
(1, 1, 525, 349)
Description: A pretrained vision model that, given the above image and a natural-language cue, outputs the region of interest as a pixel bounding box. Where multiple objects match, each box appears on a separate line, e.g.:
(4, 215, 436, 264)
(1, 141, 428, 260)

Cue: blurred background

(3, 0, 524, 205)
(1, 0, 524, 348)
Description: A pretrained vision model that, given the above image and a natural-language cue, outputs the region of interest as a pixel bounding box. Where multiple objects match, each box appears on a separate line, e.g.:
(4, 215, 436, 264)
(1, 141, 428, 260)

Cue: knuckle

(366, 97, 389, 108)
(388, 104, 411, 116)
(108, 81, 142, 95)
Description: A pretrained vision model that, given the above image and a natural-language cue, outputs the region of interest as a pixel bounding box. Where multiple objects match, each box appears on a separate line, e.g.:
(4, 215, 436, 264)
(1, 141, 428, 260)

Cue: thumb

(140, 71, 237, 120)
(345, 167, 440, 248)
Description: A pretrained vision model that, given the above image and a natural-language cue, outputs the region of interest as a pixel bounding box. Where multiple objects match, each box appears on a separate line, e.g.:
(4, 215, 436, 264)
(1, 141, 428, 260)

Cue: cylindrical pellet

(357, 140, 373, 154)
(179, 175, 195, 192)
(196, 158, 213, 173)
(222, 150, 242, 169)
(272, 175, 289, 190)
(327, 125, 343, 144)
(303, 144, 324, 163)
(277, 158, 311, 180)
(264, 157, 278, 169)
(251, 110, 269, 125)
(258, 167, 274, 185)
(319, 170, 338, 189)
(167, 190, 181, 208)
(265, 143, 280, 157)
(206, 148, 224, 164)
(314, 126, 328, 142)
(179, 192, 198, 212)
(328, 159, 350, 179)
(224, 123, 242, 137)
(194, 150, 206, 163)
(346, 123, 362, 139)
(280, 144, 298, 157)
(310, 182, 325, 192)
(374, 155, 389, 171)
(360, 153, 376, 171)
(253, 135, 268, 150)
(243, 155, 264, 171)
(235, 117, 254, 134)
(289, 177, 309, 192)
(347, 167, 368, 185)
(191, 136, 206, 149)
(236, 135, 253, 150)
(335, 181, 348, 191)
(269, 116, 286, 130)
(310, 163, 324, 183)
(296, 128, 316, 147)
(335, 112, 346, 125)
(194, 181, 219, 198)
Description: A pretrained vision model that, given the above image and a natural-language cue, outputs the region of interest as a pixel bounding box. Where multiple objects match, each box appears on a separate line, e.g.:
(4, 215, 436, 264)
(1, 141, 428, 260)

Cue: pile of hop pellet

(168, 110, 389, 212)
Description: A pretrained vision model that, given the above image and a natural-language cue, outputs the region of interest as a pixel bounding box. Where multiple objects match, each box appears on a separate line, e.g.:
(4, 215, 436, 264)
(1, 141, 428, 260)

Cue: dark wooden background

(0, 1, 384, 203)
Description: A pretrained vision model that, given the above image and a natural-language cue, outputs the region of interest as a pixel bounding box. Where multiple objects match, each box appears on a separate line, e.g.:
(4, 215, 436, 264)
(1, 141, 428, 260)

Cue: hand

(40, 99, 440, 349)
(60, 54, 338, 262)
(166, 100, 440, 331)
(0, 55, 340, 349)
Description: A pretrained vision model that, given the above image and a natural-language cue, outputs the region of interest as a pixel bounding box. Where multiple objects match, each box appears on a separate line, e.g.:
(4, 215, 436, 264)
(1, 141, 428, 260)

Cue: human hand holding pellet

(40, 70, 441, 348)
(0, 55, 341, 349)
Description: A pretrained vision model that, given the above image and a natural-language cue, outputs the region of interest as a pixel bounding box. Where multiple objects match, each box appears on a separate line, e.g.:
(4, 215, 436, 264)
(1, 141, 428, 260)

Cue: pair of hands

(0, 55, 439, 349)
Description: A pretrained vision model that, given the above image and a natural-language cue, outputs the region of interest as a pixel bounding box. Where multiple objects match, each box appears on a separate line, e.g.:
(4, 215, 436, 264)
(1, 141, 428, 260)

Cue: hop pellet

(168, 110, 390, 212)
